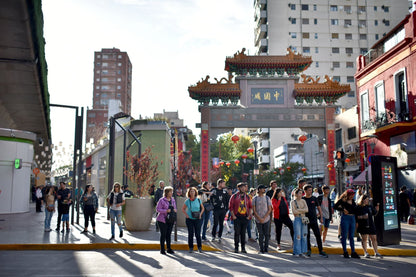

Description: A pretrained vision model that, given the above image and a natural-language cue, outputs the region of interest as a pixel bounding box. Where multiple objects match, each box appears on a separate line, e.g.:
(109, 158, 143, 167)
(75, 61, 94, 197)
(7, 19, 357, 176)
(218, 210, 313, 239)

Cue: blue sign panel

(251, 88, 284, 104)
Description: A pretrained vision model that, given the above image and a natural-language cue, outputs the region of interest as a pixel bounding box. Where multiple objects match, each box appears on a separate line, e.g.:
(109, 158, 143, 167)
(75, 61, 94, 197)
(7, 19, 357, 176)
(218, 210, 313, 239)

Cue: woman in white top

(291, 188, 309, 257)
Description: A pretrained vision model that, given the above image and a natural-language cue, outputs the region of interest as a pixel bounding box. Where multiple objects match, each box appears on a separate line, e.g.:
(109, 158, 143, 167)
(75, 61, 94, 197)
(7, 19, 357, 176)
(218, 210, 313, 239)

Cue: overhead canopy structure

(0, 0, 52, 172)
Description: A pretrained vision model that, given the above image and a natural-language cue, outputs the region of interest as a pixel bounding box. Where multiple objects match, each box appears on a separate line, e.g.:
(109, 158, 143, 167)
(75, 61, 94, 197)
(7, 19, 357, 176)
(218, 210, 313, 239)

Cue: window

(345, 33, 352, 40)
(315, 47, 319, 53)
(117, 70, 121, 74)
(96, 86, 99, 89)
(333, 62, 340, 68)
(347, 76, 355, 82)
(96, 78, 100, 81)
(302, 4, 309, 11)
(96, 62, 101, 66)
(302, 18, 309, 24)
(346, 48, 353, 54)
(361, 92, 369, 126)
(375, 34, 379, 40)
(375, 20, 378, 26)
(290, 32, 296, 38)
(360, 34, 367, 40)
(117, 85, 121, 89)
(102, 62, 108, 67)
(348, 91, 355, 97)
(348, 127, 357, 140)
(332, 33, 339, 39)
(374, 6, 377, 11)
(335, 129, 342, 149)
(344, 6, 352, 13)
(291, 46, 297, 52)
(303, 47, 311, 53)
(314, 33, 318, 39)
(117, 93, 121, 98)
(331, 19, 339, 25)
(358, 6, 366, 13)
(290, 4, 296, 10)
(291, 18, 296, 24)
(384, 6, 389, 12)
(118, 63, 122, 66)
(303, 32, 310, 39)
(101, 85, 109, 90)
(102, 54, 109, 59)
(384, 20, 390, 26)
(313, 4, 317, 11)
(315, 62, 319, 67)
(330, 5, 338, 12)
(101, 77, 109, 82)
(375, 82, 386, 119)
(88, 112, 96, 118)
(360, 48, 368, 55)
(346, 62, 354, 68)
(88, 123, 95, 128)
(359, 20, 366, 27)
(101, 92, 107, 98)
(97, 55, 101, 59)
(395, 71, 409, 120)
(96, 70, 100, 74)
(117, 78, 121, 82)
(345, 19, 352, 26)
(332, 47, 340, 54)
(118, 55, 122, 59)
(333, 76, 340, 82)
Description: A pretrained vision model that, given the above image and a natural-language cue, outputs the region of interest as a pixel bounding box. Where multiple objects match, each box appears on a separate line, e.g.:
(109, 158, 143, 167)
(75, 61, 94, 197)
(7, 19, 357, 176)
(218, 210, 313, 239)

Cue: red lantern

(231, 135, 240, 144)
(302, 167, 307, 172)
(219, 161, 224, 166)
(234, 159, 240, 166)
(241, 154, 248, 161)
(273, 171, 277, 175)
(327, 163, 333, 170)
(298, 134, 307, 144)
(247, 148, 254, 154)
(345, 158, 351, 163)
(226, 162, 231, 167)
(286, 166, 291, 171)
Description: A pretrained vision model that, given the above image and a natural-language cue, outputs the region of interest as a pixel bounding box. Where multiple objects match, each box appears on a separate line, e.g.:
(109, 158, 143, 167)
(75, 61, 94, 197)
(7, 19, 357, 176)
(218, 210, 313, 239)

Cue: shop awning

(353, 167, 372, 184)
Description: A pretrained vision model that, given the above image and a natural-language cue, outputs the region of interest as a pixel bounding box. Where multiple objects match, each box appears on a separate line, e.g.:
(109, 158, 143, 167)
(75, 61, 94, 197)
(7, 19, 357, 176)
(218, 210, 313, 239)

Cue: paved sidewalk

(0, 203, 415, 256)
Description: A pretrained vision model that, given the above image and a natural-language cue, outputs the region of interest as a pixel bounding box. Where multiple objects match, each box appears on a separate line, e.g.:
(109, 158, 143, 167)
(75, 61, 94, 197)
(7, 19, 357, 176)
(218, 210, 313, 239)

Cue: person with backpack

(252, 184, 272, 253)
(156, 186, 176, 255)
(229, 182, 253, 253)
(106, 182, 125, 240)
(154, 181, 165, 232)
(317, 185, 333, 246)
(182, 186, 205, 253)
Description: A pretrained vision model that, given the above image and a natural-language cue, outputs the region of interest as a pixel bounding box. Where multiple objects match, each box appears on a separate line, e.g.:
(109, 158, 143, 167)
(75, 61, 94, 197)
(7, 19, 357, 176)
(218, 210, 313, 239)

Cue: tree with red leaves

(125, 146, 161, 198)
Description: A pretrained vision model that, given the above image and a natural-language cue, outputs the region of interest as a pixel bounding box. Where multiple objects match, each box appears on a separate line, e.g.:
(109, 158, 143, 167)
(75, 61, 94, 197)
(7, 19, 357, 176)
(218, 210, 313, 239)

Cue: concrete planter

(175, 196, 186, 227)
(125, 197, 153, 231)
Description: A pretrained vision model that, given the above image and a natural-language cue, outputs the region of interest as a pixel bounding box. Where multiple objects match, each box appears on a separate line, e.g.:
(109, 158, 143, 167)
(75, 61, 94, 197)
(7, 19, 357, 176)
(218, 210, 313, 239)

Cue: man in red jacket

(229, 182, 252, 253)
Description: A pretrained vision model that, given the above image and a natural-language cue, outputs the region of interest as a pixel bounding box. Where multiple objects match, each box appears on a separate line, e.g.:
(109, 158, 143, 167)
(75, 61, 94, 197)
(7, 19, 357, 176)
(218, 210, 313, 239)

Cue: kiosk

(371, 155, 401, 245)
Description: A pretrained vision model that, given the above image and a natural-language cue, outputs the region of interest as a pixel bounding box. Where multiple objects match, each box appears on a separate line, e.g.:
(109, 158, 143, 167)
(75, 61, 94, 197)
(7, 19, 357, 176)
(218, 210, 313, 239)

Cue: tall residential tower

(86, 48, 132, 145)
(254, 0, 410, 108)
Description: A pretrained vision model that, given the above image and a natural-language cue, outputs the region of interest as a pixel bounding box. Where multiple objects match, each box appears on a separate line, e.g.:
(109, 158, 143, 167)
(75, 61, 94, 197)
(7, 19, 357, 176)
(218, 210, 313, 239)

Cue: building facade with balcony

(253, 0, 410, 109)
(355, 9, 416, 187)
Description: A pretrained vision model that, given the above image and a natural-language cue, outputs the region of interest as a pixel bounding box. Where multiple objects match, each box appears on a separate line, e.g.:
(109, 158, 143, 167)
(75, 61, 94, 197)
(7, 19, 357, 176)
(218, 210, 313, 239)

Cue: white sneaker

(375, 253, 383, 258)
(364, 252, 370, 258)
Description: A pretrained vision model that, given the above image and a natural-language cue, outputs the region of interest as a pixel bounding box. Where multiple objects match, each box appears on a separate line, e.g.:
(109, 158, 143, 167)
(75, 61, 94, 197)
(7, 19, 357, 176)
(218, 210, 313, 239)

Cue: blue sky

(43, 0, 254, 159)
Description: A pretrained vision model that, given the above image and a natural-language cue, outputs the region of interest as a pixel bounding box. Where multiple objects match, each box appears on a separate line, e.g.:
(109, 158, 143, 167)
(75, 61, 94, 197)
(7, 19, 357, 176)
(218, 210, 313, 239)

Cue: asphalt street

(1, 249, 415, 277)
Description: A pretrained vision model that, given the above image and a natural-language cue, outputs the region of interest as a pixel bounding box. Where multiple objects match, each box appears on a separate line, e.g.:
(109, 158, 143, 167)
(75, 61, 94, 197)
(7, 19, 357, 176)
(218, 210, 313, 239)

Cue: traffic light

(14, 158, 22, 169)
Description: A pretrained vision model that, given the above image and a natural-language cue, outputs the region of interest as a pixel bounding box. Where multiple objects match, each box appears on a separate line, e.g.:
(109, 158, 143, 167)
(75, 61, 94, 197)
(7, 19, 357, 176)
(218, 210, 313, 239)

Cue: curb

(0, 243, 220, 252)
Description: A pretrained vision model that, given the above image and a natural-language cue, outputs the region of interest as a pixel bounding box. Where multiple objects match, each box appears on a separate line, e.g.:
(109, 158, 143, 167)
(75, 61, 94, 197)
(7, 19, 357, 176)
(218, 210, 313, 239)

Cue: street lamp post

(253, 141, 258, 188)
(50, 104, 83, 225)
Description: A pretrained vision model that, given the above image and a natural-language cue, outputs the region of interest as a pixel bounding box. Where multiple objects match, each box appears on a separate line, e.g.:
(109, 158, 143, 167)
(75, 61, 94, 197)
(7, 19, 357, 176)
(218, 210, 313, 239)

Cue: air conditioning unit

(344, 24, 351, 28)
(346, 10, 352, 14)
(359, 24, 365, 28)
(345, 144, 354, 154)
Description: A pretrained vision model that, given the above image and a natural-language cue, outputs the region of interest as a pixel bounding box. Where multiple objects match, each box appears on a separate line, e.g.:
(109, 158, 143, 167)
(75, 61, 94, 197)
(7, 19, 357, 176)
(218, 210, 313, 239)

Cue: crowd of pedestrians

(34, 177, 408, 259)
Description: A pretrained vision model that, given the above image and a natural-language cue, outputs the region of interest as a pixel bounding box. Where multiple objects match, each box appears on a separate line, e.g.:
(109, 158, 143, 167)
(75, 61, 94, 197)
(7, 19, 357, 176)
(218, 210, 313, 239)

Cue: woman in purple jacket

(156, 186, 176, 255)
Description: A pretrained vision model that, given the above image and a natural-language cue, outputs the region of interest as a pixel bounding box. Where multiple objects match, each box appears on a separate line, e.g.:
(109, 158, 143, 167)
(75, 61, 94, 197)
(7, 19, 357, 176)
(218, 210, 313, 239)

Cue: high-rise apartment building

(254, 0, 410, 109)
(86, 48, 132, 145)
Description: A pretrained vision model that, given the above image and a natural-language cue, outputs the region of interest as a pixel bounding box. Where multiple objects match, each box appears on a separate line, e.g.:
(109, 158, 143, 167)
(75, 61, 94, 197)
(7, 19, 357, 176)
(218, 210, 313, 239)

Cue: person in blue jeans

(106, 182, 125, 240)
(182, 186, 205, 253)
(291, 189, 309, 257)
(334, 189, 360, 259)
(199, 181, 212, 241)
